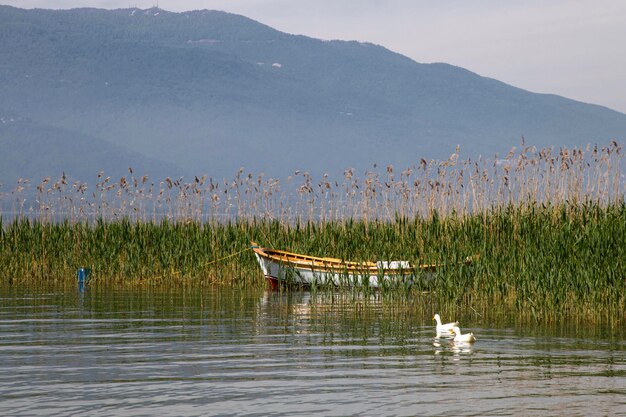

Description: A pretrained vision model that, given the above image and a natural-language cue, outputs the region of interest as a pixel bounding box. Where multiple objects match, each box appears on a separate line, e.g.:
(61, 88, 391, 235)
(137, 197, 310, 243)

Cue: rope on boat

(202, 246, 255, 268)
(151, 245, 255, 280)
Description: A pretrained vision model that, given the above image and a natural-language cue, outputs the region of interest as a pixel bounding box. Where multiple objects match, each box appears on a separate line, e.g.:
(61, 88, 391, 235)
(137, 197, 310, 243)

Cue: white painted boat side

(253, 251, 421, 288)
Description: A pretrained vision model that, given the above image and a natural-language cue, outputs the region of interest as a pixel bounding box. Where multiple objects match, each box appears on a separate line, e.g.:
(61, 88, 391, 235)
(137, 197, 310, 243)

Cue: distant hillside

(1, 5, 625, 186)
(0, 110, 179, 185)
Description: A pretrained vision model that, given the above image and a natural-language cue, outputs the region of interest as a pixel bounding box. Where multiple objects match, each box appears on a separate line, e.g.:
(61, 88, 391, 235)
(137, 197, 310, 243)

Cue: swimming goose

(450, 325, 476, 343)
(433, 313, 459, 334)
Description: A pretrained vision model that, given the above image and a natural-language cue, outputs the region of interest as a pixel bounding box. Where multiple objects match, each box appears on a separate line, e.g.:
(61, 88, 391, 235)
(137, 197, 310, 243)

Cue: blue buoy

(77, 267, 92, 291)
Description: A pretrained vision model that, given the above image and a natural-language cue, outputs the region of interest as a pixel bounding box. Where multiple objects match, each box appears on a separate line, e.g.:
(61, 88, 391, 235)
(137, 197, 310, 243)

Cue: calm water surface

(0, 286, 625, 416)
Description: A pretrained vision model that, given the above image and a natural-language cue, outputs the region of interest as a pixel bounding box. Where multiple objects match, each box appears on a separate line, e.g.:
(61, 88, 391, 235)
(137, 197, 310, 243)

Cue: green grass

(2, 202, 625, 323)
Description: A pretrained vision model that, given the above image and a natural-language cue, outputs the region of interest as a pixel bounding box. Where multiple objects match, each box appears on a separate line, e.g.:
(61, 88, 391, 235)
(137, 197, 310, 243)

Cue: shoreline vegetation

(1, 142, 625, 322)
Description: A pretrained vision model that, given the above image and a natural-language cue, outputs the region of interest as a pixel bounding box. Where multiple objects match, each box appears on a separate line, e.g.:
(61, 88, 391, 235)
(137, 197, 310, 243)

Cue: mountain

(1, 5, 625, 187)
(0, 108, 179, 185)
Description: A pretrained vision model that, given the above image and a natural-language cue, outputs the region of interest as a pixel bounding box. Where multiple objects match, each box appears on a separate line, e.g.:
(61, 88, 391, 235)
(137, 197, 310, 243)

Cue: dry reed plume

(1, 141, 623, 224)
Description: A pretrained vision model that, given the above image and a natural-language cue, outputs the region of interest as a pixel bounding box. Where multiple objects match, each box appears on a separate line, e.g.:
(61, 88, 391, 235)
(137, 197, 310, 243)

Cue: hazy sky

(5, 0, 626, 114)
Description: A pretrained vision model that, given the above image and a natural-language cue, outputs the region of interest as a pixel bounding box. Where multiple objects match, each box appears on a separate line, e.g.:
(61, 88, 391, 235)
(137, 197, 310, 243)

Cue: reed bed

(1, 141, 625, 322)
(1, 203, 625, 323)
(1, 141, 623, 224)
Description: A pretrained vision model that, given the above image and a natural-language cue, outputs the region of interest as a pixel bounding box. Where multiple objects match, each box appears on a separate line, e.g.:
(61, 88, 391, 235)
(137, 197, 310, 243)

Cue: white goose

(433, 313, 459, 334)
(450, 325, 476, 343)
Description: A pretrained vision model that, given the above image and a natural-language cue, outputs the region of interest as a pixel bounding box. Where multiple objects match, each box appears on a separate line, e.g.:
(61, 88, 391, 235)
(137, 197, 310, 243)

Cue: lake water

(1, 286, 625, 416)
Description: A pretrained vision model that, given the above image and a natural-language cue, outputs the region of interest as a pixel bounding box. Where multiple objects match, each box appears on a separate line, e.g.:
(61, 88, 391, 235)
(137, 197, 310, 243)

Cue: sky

(4, 0, 626, 114)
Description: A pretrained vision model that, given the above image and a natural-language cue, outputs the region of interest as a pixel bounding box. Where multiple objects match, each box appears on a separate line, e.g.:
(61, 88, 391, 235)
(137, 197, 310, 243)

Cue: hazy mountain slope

(0, 5, 625, 184)
(0, 111, 179, 186)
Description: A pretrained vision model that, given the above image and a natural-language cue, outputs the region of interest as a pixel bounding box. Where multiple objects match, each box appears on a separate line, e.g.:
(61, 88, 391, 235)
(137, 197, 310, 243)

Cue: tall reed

(1, 141, 624, 322)
(1, 142, 622, 224)
(2, 203, 625, 322)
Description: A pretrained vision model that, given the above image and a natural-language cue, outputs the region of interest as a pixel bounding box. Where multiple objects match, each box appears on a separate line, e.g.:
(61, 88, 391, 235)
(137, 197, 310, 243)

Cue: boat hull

(252, 243, 437, 289)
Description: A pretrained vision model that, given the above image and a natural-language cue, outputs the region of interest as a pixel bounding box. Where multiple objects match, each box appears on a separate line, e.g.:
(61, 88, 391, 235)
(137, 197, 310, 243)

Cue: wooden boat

(251, 242, 474, 289)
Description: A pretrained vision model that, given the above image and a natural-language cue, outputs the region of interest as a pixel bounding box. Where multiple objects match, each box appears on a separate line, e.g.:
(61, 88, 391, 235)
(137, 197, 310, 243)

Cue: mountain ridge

(1, 5, 624, 187)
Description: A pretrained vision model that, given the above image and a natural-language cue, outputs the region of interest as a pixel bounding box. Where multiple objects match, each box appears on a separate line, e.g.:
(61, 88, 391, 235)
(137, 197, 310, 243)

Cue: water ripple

(0, 289, 625, 416)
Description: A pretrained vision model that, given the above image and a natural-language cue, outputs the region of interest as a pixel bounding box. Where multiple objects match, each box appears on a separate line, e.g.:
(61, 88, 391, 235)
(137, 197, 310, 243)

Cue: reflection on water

(433, 338, 475, 357)
(0, 286, 625, 416)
